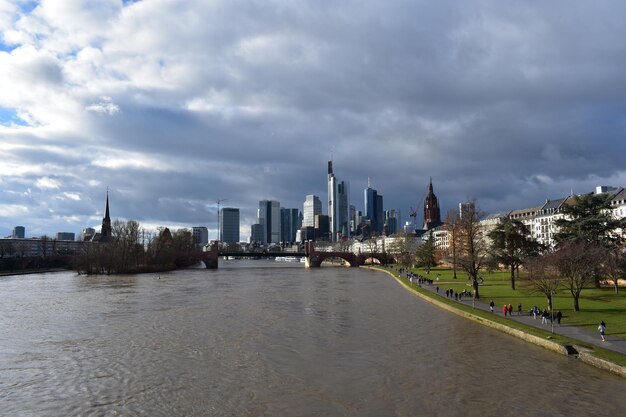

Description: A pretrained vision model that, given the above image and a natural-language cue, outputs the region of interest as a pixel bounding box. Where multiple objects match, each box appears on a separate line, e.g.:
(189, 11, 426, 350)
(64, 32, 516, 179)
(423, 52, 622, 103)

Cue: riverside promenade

(379, 266, 626, 372)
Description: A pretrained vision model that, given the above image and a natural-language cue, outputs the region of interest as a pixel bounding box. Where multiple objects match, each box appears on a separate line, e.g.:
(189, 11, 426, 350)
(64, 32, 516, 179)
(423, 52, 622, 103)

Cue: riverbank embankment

(373, 266, 626, 379)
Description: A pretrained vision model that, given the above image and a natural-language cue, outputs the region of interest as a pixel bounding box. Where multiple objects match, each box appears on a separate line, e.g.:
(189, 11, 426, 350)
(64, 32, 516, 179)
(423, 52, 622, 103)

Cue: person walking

(541, 310, 548, 324)
(517, 303, 522, 315)
(507, 304, 513, 316)
(556, 310, 562, 326)
(489, 300, 494, 313)
(599, 321, 606, 341)
(502, 305, 508, 316)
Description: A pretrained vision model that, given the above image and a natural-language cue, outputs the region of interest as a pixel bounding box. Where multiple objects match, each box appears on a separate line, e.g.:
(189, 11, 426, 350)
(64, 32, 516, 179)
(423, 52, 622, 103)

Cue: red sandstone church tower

(423, 178, 442, 230)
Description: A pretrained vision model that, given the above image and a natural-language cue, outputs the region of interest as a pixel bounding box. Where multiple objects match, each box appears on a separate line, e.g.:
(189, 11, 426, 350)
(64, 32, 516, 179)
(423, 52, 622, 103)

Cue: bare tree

(526, 254, 561, 310)
(552, 241, 605, 311)
(456, 201, 487, 299)
(603, 245, 626, 294)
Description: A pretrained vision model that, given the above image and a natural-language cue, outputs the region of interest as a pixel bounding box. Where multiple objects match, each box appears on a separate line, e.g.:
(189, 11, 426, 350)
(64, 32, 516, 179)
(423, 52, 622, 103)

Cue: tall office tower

(250, 224, 264, 244)
(219, 208, 240, 243)
(327, 161, 349, 241)
(314, 214, 330, 241)
(364, 178, 383, 234)
(423, 178, 442, 230)
(258, 200, 281, 244)
(80, 227, 95, 241)
(459, 201, 475, 220)
(281, 208, 301, 244)
(349, 205, 357, 234)
(192, 226, 209, 247)
(12, 226, 25, 238)
(100, 191, 112, 243)
(303, 195, 322, 228)
(56, 232, 75, 241)
(385, 210, 398, 235)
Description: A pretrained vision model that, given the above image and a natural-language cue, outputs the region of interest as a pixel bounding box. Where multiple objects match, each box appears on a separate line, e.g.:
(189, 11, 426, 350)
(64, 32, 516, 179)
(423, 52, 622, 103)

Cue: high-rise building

(281, 208, 301, 244)
(364, 178, 383, 234)
(192, 226, 209, 248)
(100, 191, 112, 243)
(56, 232, 75, 241)
(385, 210, 398, 235)
(314, 214, 330, 241)
(327, 161, 349, 241)
(12, 226, 25, 238)
(250, 224, 264, 244)
(80, 227, 95, 241)
(258, 200, 280, 244)
(423, 178, 442, 230)
(220, 208, 240, 243)
(303, 195, 322, 228)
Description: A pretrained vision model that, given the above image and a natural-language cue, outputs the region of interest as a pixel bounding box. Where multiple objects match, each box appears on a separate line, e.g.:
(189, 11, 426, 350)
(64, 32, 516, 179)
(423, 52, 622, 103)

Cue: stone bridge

(185, 241, 394, 269)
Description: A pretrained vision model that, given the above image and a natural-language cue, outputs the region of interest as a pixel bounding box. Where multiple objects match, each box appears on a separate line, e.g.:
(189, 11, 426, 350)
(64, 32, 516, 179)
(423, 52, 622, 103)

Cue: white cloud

(85, 96, 120, 115)
(35, 176, 60, 189)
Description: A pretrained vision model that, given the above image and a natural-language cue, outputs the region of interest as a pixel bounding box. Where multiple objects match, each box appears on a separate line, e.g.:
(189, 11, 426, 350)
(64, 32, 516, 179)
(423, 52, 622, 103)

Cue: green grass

(383, 266, 626, 368)
(411, 267, 626, 340)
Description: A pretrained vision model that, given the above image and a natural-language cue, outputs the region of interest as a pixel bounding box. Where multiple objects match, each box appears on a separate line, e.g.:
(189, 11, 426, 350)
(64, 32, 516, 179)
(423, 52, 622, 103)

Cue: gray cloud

(1, 0, 626, 238)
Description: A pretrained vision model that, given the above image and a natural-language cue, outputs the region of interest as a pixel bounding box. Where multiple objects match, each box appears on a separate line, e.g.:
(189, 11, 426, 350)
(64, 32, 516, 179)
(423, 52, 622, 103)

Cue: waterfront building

(220, 208, 240, 243)
(12, 226, 25, 239)
(610, 188, 626, 219)
(56, 232, 75, 241)
(423, 178, 442, 230)
(258, 200, 280, 244)
(192, 226, 209, 248)
(303, 195, 322, 228)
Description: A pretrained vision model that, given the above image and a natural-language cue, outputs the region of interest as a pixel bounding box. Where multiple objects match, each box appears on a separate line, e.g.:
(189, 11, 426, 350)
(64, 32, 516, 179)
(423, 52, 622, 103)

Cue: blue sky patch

(0, 108, 27, 126)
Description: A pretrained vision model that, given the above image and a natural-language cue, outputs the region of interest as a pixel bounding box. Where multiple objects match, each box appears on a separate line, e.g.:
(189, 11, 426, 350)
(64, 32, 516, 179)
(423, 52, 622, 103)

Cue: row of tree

(449, 193, 626, 310)
(387, 192, 626, 311)
(75, 220, 198, 274)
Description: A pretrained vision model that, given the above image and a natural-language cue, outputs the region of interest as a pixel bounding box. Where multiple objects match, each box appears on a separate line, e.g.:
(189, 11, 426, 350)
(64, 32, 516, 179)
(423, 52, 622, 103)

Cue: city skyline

(2, 2, 626, 239)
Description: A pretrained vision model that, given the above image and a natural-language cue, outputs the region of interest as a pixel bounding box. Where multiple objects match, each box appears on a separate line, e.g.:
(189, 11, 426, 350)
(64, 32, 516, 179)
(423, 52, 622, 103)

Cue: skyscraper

(364, 178, 383, 235)
(303, 195, 322, 228)
(12, 226, 25, 238)
(258, 200, 280, 244)
(423, 178, 442, 230)
(281, 208, 301, 244)
(220, 208, 240, 243)
(327, 161, 349, 241)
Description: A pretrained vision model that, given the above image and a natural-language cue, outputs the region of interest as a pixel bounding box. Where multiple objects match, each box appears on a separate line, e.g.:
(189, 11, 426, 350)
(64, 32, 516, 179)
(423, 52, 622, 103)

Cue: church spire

(100, 189, 112, 243)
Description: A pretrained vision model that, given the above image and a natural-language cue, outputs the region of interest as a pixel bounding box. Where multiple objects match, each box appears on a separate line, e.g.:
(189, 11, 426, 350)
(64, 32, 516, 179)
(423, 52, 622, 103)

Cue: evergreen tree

(488, 218, 543, 290)
(416, 230, 437, 273)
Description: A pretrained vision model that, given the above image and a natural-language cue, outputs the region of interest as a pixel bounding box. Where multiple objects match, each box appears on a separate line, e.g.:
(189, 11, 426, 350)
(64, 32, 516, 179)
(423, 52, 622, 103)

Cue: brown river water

(1, 260, 626, 416)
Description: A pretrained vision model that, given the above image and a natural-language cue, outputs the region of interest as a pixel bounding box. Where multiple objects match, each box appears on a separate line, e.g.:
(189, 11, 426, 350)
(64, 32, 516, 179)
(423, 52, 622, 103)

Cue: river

(1, 260, 625, 416)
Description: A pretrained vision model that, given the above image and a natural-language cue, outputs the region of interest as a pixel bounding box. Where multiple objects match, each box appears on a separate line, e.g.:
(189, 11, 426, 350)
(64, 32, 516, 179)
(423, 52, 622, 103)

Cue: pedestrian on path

(502, 305, 508, 316)
(489, 300, 494, 313)
(517, 303, 522, 315)
(599, 321, 606, 341)
(556, 310, 562, 326)
(541, 310, 548, 324)
(507, 304, 513, 316)
(532, 306, 538, 320)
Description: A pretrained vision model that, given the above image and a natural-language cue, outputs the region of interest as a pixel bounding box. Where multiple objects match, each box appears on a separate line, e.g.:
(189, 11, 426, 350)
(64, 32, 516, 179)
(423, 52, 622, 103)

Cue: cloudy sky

(1, 0, 625, 239)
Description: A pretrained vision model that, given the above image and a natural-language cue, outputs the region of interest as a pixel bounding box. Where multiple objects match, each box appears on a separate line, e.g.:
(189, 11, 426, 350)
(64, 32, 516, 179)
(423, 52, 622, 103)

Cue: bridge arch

(306, 252, 359, 268)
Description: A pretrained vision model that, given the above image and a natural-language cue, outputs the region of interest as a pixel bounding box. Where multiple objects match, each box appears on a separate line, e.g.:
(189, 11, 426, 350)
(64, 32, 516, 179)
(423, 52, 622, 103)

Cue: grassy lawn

(411, 267, 626, 340)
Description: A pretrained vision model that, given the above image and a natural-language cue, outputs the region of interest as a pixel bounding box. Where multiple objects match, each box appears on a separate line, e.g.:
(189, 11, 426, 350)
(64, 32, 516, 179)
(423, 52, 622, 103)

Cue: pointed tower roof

(104, 190, 110, 221)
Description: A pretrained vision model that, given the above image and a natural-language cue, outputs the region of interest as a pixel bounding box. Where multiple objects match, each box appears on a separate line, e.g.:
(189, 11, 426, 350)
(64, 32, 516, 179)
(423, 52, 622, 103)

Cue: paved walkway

(388, 267, 626, 355)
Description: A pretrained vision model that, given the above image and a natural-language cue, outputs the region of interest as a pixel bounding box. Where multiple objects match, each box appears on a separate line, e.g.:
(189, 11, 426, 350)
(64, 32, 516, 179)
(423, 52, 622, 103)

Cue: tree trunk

(472, 277, 480, 299)
(615, 280, 620, 295)
(510, 264, 516, 290)
(573, 295, 580, 312)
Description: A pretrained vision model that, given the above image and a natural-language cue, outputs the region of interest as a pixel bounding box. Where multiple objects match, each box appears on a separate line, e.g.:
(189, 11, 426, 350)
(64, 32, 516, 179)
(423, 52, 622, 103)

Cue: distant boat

(276, 256, 301, 262)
